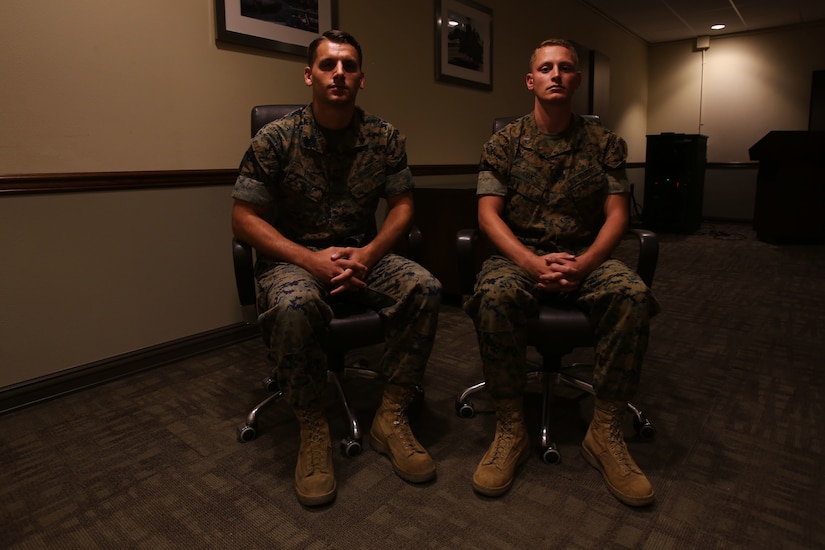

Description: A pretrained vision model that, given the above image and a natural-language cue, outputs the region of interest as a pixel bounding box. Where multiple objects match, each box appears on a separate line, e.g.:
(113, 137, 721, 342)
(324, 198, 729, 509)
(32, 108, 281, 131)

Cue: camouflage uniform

(232, 105, 441, 408)
(464, 113, 659, 401)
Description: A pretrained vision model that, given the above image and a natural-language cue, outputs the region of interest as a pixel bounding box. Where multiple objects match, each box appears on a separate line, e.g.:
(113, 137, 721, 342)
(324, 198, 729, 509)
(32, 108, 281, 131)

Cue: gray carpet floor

(1, 222, 823, 549)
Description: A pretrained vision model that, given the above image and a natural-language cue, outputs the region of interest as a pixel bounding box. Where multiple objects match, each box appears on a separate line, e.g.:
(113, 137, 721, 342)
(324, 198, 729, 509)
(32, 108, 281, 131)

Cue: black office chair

(454, 114, 657, 464)
(234, 104, 423, 456)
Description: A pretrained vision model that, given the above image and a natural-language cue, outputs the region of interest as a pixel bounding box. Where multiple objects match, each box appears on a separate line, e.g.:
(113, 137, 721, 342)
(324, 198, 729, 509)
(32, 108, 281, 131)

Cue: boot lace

(486, 417, 516, 465)
(297, 409, 328, 473)
(391, 406, 425, 456)
(604, 412, 634, 475)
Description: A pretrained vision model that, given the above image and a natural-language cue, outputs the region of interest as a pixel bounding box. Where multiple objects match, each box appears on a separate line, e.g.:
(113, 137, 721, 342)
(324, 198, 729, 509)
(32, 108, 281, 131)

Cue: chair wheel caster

(635, 418, 656, 439)
(456, 401, 475, 418)
(341, 438, 362, 457)
(542, 446, 561, 465)
(237, 423, 258, 443)
(262, 376, 279, 392)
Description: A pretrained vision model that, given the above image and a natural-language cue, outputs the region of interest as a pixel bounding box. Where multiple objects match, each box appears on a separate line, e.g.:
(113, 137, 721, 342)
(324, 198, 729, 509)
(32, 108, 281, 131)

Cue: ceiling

(578, 0, 825, 44)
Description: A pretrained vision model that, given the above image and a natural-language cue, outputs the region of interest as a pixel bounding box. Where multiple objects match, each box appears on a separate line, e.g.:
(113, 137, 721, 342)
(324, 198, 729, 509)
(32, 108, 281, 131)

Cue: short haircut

(529, 39, 579, 70)
(307, 29, 363, 68)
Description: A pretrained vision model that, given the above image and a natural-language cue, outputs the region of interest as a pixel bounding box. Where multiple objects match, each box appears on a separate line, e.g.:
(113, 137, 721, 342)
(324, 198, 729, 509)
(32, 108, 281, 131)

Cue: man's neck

(312, 100, 356, 130)
(533, 100, 573, 134)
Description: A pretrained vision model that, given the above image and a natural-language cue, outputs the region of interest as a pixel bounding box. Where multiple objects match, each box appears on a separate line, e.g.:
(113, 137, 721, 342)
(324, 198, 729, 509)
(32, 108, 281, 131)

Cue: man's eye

(319, 60, 335, 70)
(342, 61, 359, 72)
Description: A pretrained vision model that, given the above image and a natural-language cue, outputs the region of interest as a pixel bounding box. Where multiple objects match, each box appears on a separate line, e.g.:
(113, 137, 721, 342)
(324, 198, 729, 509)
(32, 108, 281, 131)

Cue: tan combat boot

(293, 407, 336, 506)
(581, 398, 655, 507)
(472, 397, 530, 497)
(369, 384, 436, 483)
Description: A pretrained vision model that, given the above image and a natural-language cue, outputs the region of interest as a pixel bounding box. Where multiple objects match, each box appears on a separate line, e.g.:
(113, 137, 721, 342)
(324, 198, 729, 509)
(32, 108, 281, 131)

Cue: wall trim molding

(0, 163, 758, 196)
(0, 169, 238, 196)
(1, 166, 479, 196)
(0, 323, 259, 415)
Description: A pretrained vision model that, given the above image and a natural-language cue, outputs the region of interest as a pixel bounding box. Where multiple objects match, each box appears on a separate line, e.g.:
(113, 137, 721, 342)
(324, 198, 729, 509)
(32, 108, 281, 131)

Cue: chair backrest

(251, 104, 305, 138)
(492, 116, 518, 134)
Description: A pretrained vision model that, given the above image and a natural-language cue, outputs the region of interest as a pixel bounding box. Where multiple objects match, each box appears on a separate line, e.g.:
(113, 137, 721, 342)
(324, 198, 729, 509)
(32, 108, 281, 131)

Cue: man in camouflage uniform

(464, 39, 660, 506)
(231, 30, 441, 507)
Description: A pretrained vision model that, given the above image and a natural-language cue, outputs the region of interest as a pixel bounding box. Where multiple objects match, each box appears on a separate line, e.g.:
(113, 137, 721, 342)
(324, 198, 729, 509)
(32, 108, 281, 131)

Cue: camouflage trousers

(256, 253, 441, 409)
(464, 255, 660, 401)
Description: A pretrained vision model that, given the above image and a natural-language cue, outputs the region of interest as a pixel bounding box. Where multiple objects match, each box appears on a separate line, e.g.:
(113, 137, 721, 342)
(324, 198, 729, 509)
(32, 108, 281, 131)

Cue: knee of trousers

(258, 292, 331, 349)
(466, 280, 532, 333)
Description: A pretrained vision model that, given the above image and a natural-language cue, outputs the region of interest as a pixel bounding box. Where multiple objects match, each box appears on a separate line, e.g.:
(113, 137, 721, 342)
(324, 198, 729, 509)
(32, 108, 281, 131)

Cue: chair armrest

(456, 228, 481, 296)
(232, 237, 258, 323)
(405, 225, 424, 263)
(626, 228, 659, 288)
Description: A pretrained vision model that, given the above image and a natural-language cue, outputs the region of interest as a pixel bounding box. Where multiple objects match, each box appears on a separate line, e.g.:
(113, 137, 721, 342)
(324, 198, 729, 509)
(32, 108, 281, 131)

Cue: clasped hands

(311, 246, 370, 295)
(532, 251, 587, 293)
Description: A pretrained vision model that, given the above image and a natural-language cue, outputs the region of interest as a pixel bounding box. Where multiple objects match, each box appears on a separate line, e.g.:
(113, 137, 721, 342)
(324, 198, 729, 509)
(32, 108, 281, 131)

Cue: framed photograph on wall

(215, 0, 338, 57)
(435, 0, 493, 90)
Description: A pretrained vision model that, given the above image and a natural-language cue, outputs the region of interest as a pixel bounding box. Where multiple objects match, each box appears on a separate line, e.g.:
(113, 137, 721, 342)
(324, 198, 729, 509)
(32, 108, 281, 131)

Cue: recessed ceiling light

(711, 24, 726, 30)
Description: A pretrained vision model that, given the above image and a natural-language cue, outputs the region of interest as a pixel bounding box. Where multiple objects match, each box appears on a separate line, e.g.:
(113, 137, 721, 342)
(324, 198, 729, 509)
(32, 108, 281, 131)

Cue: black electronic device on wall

(642, 133, 708, 233)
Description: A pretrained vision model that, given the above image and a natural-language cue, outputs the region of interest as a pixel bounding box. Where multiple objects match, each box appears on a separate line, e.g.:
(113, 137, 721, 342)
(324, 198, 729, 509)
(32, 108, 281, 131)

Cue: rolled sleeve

(386, 165, 414, 197)
(477, 170, 507, 196)
(232, 174, 272, 205)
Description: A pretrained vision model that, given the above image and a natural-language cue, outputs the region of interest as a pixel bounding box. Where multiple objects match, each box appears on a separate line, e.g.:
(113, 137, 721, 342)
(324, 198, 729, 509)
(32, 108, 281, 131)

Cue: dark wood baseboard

(0, 323, 259, 415)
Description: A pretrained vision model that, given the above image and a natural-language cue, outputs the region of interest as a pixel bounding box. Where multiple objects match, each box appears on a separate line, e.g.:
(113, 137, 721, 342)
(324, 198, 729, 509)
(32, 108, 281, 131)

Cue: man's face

(304, 40, 364, 105)
(526, 45, 581, 104)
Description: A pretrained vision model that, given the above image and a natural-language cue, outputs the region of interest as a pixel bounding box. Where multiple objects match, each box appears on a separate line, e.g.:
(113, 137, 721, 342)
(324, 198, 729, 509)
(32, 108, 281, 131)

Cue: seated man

(231, 30, 441, 507)
(464, 38, 660, 506)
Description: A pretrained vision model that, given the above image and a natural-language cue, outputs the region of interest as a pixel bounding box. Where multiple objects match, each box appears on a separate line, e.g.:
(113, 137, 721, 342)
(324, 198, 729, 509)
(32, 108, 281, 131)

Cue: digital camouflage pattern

(233, 105, 413, 251)
(465, 113, 659, 401)
(256, 253, 440, 409)
(232, 105, 440, 408)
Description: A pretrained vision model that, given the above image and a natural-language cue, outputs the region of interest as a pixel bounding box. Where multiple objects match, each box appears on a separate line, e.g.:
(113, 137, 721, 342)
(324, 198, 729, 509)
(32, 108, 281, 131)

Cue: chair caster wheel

(456, 401, 475, 418)
(635, 419, 656, 439)
(237, 423, 258, 443)
(262, 376, 279, 392)
(541, 446, 561, 465)
(341, 438, 362, 457)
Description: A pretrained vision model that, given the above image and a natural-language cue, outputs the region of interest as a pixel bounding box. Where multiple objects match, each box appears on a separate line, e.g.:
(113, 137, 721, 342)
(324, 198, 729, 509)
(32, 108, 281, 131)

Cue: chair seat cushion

(325, 309, 384, 350)
(525, 306, 594, 353)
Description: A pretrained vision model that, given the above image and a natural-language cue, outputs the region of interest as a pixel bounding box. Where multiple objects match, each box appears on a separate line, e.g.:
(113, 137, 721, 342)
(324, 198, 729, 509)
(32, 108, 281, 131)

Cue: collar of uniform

(519, 112, 595, 158)
(299, 105, 368, 154)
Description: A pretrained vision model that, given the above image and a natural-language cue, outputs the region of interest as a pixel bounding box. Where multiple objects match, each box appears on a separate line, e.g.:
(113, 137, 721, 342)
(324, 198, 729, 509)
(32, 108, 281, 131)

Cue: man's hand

(324, 247, 369, 295)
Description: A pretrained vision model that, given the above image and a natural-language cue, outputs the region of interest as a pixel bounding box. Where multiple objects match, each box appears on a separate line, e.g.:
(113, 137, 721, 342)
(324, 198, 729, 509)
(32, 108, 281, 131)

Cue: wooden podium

(749, 131, 825, 243)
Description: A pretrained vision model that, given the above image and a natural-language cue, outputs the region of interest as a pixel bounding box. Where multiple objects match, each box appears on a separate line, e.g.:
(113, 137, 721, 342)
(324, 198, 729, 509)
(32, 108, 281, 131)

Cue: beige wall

(0, 0, 648, 172)
(3, 2, 822, 389)
(0, 1, 647, 389)
(648, 25, 825, 162)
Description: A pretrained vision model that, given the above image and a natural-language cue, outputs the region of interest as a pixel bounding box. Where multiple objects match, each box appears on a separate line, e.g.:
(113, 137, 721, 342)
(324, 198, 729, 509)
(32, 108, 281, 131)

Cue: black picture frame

(215, 0, 338, 57)
(435, 0, 493, 90)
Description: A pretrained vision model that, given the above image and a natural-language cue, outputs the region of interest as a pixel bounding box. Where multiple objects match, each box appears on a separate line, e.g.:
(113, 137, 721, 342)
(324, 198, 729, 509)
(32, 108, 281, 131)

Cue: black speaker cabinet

(643, 133, 707, 233)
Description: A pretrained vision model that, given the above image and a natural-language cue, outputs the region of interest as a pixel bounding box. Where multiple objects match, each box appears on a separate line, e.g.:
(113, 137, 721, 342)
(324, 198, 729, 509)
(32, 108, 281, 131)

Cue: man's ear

(304, 66, 312, 87)
(525, 72, 534, 91)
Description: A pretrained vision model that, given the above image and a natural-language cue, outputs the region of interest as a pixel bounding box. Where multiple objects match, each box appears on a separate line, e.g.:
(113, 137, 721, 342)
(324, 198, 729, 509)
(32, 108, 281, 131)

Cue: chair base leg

(238, 389, 284, 443)
(238, 358, 387, 455)
(455, 362, 656, 462)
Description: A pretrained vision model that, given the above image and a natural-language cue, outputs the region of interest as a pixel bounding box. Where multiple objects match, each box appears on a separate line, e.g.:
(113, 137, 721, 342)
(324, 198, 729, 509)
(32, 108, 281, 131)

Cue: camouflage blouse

(478, 113, 629, 255)
(232, 105, 413, 250)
